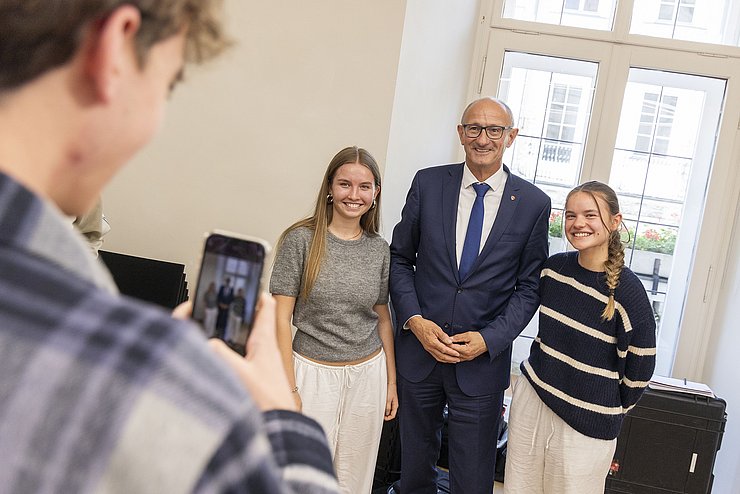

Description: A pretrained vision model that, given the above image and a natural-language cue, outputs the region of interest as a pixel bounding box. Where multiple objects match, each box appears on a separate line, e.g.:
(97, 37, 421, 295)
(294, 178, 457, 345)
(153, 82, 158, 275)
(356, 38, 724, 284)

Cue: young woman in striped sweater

(504, 181, 657, 494)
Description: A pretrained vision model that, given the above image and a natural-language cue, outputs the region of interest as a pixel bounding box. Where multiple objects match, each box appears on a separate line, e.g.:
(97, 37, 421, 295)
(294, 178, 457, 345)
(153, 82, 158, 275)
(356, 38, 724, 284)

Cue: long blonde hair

(275, 146, 382, 299)
(566, 181, 624, 321)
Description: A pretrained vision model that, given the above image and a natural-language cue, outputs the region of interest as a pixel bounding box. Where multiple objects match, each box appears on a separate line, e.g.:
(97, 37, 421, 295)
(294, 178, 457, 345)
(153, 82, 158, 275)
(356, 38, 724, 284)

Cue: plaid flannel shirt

(0, 172, 338, 493)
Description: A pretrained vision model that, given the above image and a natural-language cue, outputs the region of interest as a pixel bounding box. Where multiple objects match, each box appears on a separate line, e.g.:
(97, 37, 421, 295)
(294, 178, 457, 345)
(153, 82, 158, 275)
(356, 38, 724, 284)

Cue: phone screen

(193, 232, 266, 355)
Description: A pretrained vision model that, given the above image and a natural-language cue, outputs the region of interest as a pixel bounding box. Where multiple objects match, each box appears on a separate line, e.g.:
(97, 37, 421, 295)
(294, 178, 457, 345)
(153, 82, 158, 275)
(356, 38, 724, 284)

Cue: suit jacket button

(444, 323, 450, 329)
(457, 288, 463, 293)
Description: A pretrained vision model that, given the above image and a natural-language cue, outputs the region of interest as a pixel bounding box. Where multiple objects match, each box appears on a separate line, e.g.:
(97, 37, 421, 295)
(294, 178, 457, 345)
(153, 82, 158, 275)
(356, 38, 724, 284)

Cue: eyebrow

(337, 178, 373, 184)
(565, 208, 600, 214)
(463, 123, 508, 127)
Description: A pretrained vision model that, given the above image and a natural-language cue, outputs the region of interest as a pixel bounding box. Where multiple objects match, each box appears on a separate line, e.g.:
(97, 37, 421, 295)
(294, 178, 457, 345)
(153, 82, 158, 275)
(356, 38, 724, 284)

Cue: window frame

(491, 0, 740, 57)
(468, 0, 740, 380)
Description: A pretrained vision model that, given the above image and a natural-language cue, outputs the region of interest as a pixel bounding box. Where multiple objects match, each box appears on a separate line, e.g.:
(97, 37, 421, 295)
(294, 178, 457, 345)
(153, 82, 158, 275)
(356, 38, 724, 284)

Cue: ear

(457, 124, 466, 144)
(84, 5, 142, 103)
(374, 183, 381, 199)
(506, 127, 519, 148)
(611, 212, 623, 231)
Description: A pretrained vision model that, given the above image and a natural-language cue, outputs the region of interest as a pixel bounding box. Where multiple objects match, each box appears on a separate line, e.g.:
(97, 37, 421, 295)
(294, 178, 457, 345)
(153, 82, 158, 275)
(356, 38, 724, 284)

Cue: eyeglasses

(461, 124, 512, 140)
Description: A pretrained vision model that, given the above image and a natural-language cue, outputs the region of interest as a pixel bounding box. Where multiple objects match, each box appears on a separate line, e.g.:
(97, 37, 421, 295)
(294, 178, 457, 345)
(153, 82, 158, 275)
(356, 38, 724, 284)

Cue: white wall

(382, 0, 484, 239)
(702, 196, 740, 493)
(102, 0, 406, 278)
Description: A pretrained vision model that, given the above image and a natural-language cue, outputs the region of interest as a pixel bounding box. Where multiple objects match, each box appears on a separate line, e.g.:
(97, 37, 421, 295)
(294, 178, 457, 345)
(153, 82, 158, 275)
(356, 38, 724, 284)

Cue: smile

(572, 232, 592, 237)
(343, 202, 363, 209)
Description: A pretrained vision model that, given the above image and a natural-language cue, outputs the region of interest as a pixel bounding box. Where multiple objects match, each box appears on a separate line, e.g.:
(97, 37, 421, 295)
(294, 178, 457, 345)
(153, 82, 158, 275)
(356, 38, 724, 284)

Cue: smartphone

(193, 230, 269, 355)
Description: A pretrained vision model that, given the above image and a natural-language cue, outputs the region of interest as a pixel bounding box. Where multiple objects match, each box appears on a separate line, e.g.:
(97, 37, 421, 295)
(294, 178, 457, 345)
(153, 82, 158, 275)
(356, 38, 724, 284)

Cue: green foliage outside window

(631, 227, 677, 255)
(549, 210, 563, 238)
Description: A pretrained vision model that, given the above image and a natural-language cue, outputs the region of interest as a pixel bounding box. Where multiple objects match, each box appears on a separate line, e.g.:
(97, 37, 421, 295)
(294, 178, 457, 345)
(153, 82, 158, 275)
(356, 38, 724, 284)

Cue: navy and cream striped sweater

(521, 251, 657, 440)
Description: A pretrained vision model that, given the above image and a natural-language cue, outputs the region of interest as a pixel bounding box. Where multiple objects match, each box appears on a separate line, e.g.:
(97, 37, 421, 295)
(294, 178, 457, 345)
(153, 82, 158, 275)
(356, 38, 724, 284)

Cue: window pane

(547, 207, 569, 255)
(225, 257, 239, 273)
(538, 183, 572, 211)
(508, 135, 538, 181)
(236, 259, 248, 276)
(658, 3, 674, 21)
(502, 0, 617, 31)
(499, 53, 597, 208)
(631, 0, 740, 47)
(511, 335, 535, 376)
(609, 68, 725, 374)
(584, 0, 599, 13)
(616, 82, 702, 158)
(611, 150, 649, 199)
(677, 5, 694, 23)
(498, 52, 599, 374)
(624, 217, 670, 330)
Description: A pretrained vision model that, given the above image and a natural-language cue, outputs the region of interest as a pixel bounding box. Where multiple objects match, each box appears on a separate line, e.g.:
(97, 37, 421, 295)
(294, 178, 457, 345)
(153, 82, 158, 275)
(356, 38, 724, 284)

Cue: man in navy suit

(216, 277, 235, 339)
(390, 97, 550, 493)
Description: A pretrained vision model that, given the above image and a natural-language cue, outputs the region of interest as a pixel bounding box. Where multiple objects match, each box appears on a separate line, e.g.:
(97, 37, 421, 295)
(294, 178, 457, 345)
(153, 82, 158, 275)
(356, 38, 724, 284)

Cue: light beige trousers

(504, 377, 617, 494)
(294, 350, 387, 494)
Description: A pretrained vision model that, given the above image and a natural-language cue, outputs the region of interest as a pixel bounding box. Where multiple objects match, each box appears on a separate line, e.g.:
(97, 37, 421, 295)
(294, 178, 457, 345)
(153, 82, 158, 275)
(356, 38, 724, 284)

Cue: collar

(0, 171, 118, 295)
(462, 162, 507, 191)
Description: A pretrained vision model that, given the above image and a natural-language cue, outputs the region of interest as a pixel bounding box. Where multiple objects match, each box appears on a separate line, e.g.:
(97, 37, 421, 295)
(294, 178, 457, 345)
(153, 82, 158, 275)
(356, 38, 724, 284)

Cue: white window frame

(468, 0, 740, 380)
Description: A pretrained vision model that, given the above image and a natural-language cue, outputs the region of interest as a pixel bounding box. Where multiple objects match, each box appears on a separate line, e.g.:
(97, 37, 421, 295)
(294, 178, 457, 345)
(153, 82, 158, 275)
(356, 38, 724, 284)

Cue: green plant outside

(549, 210, 563, 238)
(630, 227, 677, 255)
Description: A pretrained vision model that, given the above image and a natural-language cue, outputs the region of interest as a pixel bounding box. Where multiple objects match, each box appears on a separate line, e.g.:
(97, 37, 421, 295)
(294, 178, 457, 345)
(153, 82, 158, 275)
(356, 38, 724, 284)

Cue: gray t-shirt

(270, 226, 390, 362)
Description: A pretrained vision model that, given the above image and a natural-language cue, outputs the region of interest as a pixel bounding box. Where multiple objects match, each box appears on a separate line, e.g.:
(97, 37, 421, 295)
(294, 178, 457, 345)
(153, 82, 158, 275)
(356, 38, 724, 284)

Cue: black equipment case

(605, 386, 726, 493)
(373, 417, 401, 492)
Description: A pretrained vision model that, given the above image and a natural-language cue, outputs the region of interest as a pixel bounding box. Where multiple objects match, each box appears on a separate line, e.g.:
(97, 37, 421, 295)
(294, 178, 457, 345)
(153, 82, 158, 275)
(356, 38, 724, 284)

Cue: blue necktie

(459, 182, 490, 280)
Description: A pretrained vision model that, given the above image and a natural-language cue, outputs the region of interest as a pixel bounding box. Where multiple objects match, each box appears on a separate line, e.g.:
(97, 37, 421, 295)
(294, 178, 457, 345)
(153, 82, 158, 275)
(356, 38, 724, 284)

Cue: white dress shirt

(455, 164, 508, 268)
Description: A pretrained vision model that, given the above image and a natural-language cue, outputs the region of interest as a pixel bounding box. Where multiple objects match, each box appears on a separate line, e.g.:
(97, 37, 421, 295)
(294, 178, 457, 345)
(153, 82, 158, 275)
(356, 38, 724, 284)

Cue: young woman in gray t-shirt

(271, 146, 398, 494)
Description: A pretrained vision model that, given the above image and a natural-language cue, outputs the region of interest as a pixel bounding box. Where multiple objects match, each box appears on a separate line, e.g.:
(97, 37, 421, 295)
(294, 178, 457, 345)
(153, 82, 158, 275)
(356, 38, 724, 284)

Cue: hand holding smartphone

(193, 231, 269, 355)
(207, 294, 298, 411)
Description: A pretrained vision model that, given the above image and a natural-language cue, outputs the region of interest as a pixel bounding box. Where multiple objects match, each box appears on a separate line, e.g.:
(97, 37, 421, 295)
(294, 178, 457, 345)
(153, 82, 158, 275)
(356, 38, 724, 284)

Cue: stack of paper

(648, 375, 715, 398)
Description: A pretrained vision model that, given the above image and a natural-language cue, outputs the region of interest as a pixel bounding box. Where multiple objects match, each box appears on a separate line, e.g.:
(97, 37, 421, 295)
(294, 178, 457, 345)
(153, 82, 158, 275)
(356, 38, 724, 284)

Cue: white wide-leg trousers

(294, 350, 387, 494)
(504, 377, 617, 494)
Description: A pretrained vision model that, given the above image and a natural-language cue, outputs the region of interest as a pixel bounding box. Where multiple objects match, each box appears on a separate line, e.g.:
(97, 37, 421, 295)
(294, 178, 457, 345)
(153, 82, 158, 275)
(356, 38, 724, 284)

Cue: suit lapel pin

(511, 195, 516, 201)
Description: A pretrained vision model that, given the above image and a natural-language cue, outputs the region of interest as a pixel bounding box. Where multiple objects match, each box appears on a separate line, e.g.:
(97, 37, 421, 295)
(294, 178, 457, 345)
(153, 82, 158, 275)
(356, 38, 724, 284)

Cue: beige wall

(102, 0, 406, 278)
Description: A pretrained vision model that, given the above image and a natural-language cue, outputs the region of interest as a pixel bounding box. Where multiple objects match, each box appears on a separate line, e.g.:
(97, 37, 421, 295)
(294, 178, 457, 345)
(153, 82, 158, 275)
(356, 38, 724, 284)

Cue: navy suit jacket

(390, 163, 550, 396)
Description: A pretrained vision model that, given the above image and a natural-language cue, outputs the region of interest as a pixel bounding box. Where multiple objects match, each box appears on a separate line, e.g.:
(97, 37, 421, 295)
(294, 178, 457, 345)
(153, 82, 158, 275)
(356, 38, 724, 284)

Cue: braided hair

(567, 181, 625, 321)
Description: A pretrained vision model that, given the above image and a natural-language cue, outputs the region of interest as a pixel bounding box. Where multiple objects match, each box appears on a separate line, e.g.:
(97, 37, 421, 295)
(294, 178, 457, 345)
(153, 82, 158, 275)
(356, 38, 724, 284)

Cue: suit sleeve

(389, 173, 422, 326)
(479, 199, 550, 360)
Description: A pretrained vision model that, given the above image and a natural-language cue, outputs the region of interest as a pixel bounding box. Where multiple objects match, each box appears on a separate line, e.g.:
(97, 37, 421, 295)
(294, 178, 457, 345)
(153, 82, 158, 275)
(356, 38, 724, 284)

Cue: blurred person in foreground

(0, 1, 339, 492)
